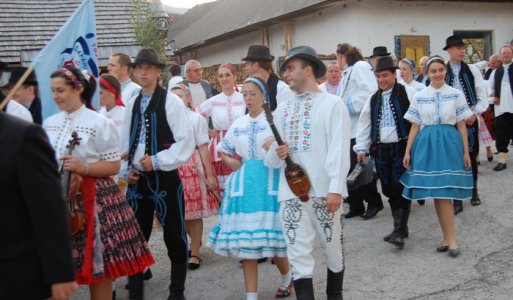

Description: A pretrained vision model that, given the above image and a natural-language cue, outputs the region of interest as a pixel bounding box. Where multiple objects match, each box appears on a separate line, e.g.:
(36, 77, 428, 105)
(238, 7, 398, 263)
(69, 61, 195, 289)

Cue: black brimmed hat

(7, 67, 38, 86)
(279, 46, 326, 79)
(371, 46, 391, 58)
(374, 56, 398, 73)
(129, 48, 165, 69)
(443, 35, 465, 51)
(242, 45, 275, 61)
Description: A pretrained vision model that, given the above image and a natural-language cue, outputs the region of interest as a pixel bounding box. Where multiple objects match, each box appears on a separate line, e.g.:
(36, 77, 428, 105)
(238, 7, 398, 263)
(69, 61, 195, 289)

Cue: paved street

(73, 148, 513, 300)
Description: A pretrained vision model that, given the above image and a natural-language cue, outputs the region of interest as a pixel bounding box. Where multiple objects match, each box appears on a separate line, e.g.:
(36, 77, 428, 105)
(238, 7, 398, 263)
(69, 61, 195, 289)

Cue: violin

(60, 131, 85, 236)
(262, 104, 311, 202)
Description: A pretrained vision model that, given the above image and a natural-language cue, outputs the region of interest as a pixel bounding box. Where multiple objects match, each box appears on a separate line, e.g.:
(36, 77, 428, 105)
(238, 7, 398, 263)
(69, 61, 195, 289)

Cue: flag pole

(0, 66, 34, 111)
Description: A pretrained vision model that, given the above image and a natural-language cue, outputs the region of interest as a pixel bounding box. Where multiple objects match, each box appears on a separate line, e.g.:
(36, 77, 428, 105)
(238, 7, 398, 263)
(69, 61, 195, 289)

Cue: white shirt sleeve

(488, 69, 496, 94)
(194, 112, 210, 146)
(195, 96, 213, 117)
(354, 95, 373, 154)
(469, 64, 489, 115)
(95, 117, 121, 162)
(325, 100, 351, 197)
(6, 100, 33, 122)
(343, 62, 377, 116)
(153, 93, 195, 171)
(120, 97, 135, 155)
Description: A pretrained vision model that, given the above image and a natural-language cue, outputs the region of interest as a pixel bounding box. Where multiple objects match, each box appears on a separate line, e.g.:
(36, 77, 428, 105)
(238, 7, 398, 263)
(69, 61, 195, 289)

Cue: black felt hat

(7, 66, 38, 86)
(374, 56, 398, 73)
(279, 46, 326, 79)
(242, 45, 275, 61)
(443, 35, 465, 51)
(129, 48, 165, 69)
(371, 46, 391, 57)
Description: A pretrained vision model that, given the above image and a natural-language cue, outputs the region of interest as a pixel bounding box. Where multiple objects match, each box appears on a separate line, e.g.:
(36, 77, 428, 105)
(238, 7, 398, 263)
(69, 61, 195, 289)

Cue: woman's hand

(464, 152, 471, 170)
(60, 155, 86, 174)
(206, 174, 218, 191)
(208, 130, 218, 139)
(403, 152, 411, 170)
(275, 143, 290, 160)
(127, 169, 140, 185)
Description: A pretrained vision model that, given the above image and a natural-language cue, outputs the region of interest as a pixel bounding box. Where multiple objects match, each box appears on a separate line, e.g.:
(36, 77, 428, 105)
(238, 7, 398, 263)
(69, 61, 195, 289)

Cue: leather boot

(293, 278, 315, 300)
(383, 207, 400, 242)
(128, 273, 144, 300)
(388, 206, 410, 249)
(453, 200, 463, 215)
(326, 268, 344, 300)
(470, 181, 481, 206)
(167, 263, 187, 300)
(494, 152, 507, 171)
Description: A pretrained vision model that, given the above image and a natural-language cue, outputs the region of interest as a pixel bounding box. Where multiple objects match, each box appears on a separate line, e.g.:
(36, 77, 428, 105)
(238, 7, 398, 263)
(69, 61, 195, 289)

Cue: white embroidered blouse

(404, 84, 473, 126)
(187, 109, 210, 146)
(43, 105, 120, 165)
(196, 91, 245, 131)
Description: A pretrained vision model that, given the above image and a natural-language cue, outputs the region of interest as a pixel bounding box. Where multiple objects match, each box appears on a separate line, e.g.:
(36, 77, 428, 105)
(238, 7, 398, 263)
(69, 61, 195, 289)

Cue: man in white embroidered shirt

(265, 46, 350, 300)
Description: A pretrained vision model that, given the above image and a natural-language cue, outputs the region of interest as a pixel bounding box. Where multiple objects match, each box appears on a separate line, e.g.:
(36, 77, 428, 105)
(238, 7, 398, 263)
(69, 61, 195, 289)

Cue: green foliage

(131, 0, 168, 84)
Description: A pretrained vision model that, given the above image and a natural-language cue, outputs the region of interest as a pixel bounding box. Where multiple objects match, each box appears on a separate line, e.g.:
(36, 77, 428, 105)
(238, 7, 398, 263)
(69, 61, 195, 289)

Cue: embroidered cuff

(217, 138, 236, 155)
(152, 155, 160, 171)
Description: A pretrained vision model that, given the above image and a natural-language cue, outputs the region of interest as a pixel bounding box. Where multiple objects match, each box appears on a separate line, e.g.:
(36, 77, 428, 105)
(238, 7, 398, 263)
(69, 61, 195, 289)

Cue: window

(453, 30, 493, 63)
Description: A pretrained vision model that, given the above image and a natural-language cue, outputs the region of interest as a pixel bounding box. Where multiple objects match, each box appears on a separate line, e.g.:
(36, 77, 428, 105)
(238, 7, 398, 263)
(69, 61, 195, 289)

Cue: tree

(131, 0, 167, 65)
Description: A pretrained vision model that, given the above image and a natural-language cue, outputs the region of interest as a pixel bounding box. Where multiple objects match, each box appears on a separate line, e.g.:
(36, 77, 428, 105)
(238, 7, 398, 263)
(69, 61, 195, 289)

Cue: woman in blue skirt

(400, 56, 473, 257)
(208, 76, 292, 299)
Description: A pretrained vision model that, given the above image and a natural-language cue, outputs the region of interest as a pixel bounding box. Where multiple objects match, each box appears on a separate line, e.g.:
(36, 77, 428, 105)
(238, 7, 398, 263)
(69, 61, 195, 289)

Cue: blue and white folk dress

(207, 112, 287, 259)
(400, 84, 474, 200)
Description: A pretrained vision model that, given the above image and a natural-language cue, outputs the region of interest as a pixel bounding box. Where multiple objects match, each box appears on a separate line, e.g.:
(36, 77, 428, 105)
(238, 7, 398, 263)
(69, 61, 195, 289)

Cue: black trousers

(127, 170, 188, 265)
(347, 139, 383, 212)
(495, 112, 513, 153)
(373, 141, 410, 209)
(467, 121, 479, 182)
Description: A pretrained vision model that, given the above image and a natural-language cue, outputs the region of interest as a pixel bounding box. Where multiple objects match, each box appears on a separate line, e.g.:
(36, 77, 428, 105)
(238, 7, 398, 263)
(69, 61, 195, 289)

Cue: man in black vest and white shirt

(489, 45, 513, 171)
(444, 35, 488, 214)
(121, 48, 194, 300)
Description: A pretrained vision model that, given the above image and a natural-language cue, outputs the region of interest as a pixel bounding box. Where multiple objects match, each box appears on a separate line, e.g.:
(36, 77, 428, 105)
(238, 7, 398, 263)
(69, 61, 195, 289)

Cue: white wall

(186, 1, 513, 67)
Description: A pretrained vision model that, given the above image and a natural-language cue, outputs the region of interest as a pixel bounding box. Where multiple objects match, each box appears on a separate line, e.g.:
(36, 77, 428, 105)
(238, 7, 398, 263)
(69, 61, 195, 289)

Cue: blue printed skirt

(207, 160, 287, 259)
(400, 124, 473, 200)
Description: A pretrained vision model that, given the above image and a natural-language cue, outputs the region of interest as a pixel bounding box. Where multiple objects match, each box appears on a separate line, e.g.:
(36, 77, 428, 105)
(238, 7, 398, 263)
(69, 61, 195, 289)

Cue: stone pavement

(72, 148, 513, 300)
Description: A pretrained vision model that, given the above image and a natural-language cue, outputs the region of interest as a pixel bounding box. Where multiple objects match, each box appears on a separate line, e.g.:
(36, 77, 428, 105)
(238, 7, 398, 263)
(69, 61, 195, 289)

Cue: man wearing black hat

(354, 56, 417, 249)
(242, 45, 294, 111)
(121, 48, 194, 300)
(265, 46, 351, 300)
(444, 35, 488, 213)
(7, 67, 42, 124)
(369, 46, 391, 69)
(0, 62, 32, 122)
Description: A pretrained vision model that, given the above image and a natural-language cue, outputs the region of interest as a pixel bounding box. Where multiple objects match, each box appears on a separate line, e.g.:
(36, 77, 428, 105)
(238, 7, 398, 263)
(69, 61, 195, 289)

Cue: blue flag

(32, 0, 99, 119)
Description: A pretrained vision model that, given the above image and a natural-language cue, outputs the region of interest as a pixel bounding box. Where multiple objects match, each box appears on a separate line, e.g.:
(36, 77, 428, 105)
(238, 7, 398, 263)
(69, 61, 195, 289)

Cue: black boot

(383, 207, 400, 242)
(128, 273, 144, 300)
(470, 183, 481, 206)
(326, 268, 344, 300)
(293, 278, 315, 300)
(453, 200, 463, 215)
(388, 206, 410, 249)
(167, 263, 187, 300)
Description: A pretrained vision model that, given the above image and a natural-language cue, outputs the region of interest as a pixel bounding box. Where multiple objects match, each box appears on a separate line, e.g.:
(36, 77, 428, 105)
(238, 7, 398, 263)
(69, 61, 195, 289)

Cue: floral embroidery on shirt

(282, 93, 313, 153)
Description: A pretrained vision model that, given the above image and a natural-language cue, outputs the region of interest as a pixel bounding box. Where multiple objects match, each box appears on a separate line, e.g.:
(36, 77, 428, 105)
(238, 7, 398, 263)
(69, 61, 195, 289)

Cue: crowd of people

(1, 34, 512, 300)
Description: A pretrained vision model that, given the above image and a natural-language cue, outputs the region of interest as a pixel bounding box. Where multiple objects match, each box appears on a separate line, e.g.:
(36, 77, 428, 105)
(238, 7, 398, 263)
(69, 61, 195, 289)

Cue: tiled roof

(0, 0, 147, 65)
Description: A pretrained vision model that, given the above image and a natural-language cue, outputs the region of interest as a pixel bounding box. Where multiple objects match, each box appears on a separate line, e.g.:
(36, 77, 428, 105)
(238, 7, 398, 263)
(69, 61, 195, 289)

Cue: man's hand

(465, 114, 477, 126)
(120, 152, 129, 161)
(127, 169, 140, 185)
(326, 193, 342, 213)
(275, 143, 290, 160)
(493, 97, 501, 105)
(357, 153, 367, 164)
(139, 155, 153, 172)
(50, 281, 78, 300)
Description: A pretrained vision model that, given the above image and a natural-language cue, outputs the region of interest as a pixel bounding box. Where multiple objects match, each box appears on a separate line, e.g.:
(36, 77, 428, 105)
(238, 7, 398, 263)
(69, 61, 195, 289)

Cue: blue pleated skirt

(400, 124, 473, 200)
(207, 160, 287, 259)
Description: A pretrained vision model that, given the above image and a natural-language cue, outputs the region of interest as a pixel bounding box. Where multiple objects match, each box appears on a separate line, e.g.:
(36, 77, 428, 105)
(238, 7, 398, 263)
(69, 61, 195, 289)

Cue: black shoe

(453, 200, 463, 215)
(417, 200, 425, 206)
(361, 207, 382, 219)
(188, 255, 202, 270)
(448, 248, 460, 257)
(344, 209, 364, 219)
(144, 268, 153, 280)
(112, 290, 116, 300)
(387, 233, 405, 248)
(436, 244, 449, 252)
(494, 163, 507, 171)
(167, 293, 186, 300)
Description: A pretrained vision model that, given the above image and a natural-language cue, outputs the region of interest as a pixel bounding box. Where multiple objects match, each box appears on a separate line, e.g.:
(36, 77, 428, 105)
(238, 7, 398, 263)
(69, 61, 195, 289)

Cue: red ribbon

(99, 77, 123, 106)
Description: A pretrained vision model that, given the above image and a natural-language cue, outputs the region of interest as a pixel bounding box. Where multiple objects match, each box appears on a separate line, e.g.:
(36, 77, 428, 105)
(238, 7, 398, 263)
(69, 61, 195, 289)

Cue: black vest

(128, 86, 175, 167)
(445, 62, 477, 108)
(370, 83, 411, 144)
(493, 64, 513, 99)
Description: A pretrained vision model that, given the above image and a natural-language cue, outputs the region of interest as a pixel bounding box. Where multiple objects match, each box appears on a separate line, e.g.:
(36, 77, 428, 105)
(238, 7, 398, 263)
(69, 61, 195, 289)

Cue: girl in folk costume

(43, 65, 154, 299)
(399, 58, 427, 92)
(98, 74, 125, 144)
(171, 84, 219, 270)
(196, 64, 246, 193)
(208, 77, 292, 300)
(400, 56, 473, 257)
